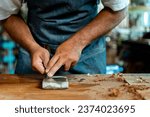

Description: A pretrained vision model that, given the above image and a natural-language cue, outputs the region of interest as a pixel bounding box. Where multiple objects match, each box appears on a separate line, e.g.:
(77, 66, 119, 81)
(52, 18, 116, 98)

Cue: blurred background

(0, 0, 150, 74)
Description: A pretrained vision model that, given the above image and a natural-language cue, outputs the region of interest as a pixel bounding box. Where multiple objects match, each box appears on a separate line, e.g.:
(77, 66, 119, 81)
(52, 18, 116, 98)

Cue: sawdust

(79, 74, 145, 100)
(125, 85, 150, 91)
(66, 74, 149, 100)
(121, 84, 147, 100)
(108, 88, 120, 97)
(109, 73, 125, 82)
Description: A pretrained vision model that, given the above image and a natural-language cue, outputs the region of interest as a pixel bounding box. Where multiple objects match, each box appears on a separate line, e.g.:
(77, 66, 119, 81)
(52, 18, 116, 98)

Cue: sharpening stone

(42, 76, 69, 89)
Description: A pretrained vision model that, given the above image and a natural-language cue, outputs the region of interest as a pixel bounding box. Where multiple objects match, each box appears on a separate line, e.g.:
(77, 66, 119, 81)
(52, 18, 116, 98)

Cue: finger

(71, 61, 77, 67)
(32, 61, 45, 74)
(46, 55, 59, 73)
(47, 58, 65, 77)
(64, 61, 72, 71)
(42, 53, 50, 69)
(32, 67, 37, 71)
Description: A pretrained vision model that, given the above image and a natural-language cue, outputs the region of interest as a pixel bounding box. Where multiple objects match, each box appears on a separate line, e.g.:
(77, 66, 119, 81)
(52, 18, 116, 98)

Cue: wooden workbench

(0, 74, 150, 100)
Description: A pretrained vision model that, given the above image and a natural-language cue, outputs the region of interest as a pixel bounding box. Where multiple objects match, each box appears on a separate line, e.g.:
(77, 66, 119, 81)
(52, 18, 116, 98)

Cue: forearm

(2, 15, 40, 54)
(69, 7, 128, 49)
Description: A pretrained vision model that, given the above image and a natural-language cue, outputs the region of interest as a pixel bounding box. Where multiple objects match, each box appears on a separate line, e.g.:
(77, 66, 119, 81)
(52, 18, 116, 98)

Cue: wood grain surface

(0, 74, 150, 100)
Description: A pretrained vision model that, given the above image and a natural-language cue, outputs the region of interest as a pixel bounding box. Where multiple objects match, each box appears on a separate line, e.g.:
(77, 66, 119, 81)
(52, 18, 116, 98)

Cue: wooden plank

(0, 74, 148, 100)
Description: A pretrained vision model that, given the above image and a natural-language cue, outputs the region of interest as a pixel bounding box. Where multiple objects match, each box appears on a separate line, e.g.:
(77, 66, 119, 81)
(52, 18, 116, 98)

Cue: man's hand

(3, 15, 51, 74)
(46, 39, 84, 77)
(30, 46, 50, 74)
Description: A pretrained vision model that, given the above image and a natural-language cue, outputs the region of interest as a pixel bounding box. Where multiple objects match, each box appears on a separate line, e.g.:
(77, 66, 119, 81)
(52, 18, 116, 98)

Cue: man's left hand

(46, 39, 84, 77)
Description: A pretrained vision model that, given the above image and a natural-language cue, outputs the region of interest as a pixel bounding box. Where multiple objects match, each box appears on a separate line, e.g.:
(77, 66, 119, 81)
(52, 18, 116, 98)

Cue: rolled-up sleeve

(0, 0, 22, 20)
(101, 0, 129, 11)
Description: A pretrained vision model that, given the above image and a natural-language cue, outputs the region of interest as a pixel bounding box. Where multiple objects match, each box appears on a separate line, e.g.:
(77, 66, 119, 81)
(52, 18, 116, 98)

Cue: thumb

(42, 51, 50, 69)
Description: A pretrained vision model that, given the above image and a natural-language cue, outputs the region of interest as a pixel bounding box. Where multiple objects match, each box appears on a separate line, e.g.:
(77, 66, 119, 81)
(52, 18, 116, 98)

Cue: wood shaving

(108, 88, 120, 97)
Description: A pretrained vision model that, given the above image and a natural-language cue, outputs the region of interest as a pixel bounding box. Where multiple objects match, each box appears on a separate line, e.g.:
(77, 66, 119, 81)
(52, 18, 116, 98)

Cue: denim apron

(15, 0, 106, 74)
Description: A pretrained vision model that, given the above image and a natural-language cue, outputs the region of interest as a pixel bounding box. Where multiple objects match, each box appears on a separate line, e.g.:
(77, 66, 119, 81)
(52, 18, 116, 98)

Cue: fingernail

(65, 69, 69, 71)
(45, 69, 49, 73)
(48, 72, 53, 77)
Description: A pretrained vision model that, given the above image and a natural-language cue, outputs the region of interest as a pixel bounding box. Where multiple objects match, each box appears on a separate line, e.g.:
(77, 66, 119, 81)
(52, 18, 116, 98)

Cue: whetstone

(42, 76, 69, 89)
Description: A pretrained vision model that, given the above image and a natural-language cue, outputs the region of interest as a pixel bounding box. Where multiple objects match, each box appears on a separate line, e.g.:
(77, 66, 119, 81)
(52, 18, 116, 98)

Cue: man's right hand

(2, 15, 50, 74)
(30, 46, 50, 74)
